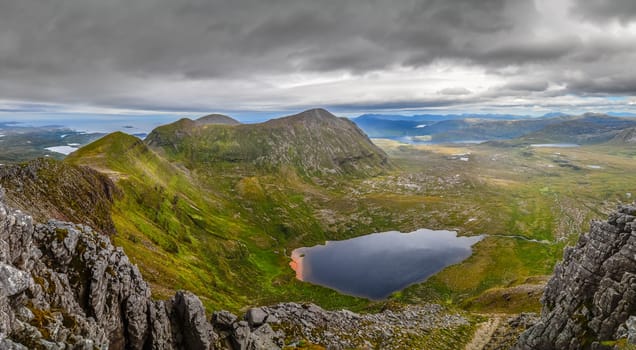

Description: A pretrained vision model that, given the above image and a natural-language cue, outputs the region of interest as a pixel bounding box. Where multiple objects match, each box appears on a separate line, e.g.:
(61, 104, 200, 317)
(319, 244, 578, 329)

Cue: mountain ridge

(196, 114, 241, 126)
(145, 108, 389, 177)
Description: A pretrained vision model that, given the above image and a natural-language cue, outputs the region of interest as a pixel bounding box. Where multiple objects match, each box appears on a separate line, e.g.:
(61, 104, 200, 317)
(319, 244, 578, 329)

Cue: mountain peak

(295, 108, 334, 118)
(143, 108, 389, 176)
(196, 114, 241, 126)
(277, 108, 336, 121)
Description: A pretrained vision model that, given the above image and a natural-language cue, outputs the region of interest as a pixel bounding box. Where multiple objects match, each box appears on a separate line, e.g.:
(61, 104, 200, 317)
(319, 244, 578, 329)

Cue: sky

(2, 0, 636, 121)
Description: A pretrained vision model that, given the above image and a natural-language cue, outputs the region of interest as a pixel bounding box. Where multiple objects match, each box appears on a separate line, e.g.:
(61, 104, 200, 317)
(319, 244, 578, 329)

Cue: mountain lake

(290, 229, 484, 300)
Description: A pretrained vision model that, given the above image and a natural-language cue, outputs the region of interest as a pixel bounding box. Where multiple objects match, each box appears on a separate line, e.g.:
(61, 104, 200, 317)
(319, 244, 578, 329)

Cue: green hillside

(65, 111, 393, 312)
(146, 108, 389, 177)
(52, 109, 636, 317)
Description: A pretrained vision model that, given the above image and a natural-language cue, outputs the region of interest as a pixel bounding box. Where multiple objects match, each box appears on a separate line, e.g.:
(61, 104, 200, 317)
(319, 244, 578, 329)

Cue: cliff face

(517, 204, 636, 349)
(0, 191, 217, 350)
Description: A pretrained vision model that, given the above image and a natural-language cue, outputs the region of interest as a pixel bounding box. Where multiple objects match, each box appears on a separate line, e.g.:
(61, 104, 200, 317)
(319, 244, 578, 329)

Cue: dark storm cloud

(0, 0, 634, 113)
(502, 80, 550, 92)
(331, 97, 478, 112)
(476, 37, 581, 65)
(568, 74, 636, 95)
(0, 0, 533, 78)
(571, 0, 636, 24)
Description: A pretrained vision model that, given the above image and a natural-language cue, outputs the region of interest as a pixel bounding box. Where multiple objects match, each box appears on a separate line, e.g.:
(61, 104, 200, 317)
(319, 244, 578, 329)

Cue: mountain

(147, 108, 389, 177)
(353, 114, 561, 141)
(518, 114, 636, 145)
(60, 109, 393, 312)
(608, 127, 636, 144)
(354, 113, 531, 122)
(196, 114, 241, 126)
(353, 112, 636, 144)
(607, 112, 636, 117)
(345, 116, 424, 138)
(516, 204, 636, 349)
(428, 118, 563, 142)
(542, 112, 570, 118)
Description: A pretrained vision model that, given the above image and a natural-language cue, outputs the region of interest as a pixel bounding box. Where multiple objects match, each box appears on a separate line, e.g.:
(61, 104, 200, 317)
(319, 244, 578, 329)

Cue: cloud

(567, 74, 636, 95)
(570, 0, 636, 24)
(502, 80, 550, 92)
(438, 87, 472, 95)
(0, 0, 635, 116)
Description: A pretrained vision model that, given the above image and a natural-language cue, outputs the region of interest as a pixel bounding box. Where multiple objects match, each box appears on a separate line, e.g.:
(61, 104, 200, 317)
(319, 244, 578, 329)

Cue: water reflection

(290, 229, 483, 300)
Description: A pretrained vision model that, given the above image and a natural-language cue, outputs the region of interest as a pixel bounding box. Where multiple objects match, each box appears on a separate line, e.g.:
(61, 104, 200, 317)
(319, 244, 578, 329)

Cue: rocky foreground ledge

(0, 192, 470, 350)
(516, 204, 636, 349)
(0, 191, 219, 349)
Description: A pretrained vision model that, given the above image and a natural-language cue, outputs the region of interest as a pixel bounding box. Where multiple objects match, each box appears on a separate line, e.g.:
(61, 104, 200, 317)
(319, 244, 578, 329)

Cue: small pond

(290, 229, 483, 300)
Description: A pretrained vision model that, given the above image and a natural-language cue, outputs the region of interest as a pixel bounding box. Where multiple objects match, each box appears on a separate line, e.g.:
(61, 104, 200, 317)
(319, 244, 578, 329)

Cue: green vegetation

(59, 114, 636, 319)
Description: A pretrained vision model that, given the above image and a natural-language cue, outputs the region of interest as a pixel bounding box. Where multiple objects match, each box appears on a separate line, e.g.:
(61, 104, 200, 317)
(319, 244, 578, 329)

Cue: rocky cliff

(516, 204, 636, 349)
(0, 189, 220, 349)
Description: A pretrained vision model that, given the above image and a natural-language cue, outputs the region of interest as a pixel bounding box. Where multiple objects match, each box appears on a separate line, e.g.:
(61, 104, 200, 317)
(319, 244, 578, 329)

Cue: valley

(2, 109, 636, 348)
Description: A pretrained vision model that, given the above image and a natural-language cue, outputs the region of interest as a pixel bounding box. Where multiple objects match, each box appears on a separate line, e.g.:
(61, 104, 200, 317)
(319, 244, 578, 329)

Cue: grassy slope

(66, 121, 636, 319)
(0, 157, 119, 234)
(372, 139, 636, 310)
(66, 131, 382, 312)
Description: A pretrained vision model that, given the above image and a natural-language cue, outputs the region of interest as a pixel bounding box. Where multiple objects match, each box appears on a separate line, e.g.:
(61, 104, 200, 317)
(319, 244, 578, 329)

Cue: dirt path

(465, 315, 503, 350)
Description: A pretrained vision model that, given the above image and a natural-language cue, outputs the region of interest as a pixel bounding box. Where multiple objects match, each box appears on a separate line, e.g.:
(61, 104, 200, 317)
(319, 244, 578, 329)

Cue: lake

(290, 229, 484, 300)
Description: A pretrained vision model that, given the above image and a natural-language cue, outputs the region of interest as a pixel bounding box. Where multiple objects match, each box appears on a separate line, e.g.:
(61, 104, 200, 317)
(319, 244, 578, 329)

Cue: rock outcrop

(0, 190, 216, 349)
(516, 204, 636, 349)
(214, 302, 469, 350)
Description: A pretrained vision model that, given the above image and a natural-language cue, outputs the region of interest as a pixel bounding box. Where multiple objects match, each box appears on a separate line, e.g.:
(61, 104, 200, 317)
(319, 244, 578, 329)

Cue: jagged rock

(627, 316, 636, 344)
(246, 324, 281, 350)
(0, 338, 28, 350)
(231, 321, 251, 350)
(0, 191, 218, 349)
(0, 264, 31, 297)
(147, 300, 174, 350)
(172, 291, 216, 350)
(246, 308, 268, 327)
(213, 310, 238, 330)
(516, 204, 636, 349)
(124, 293, 150, 349)
(215, 302, 467, 350)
